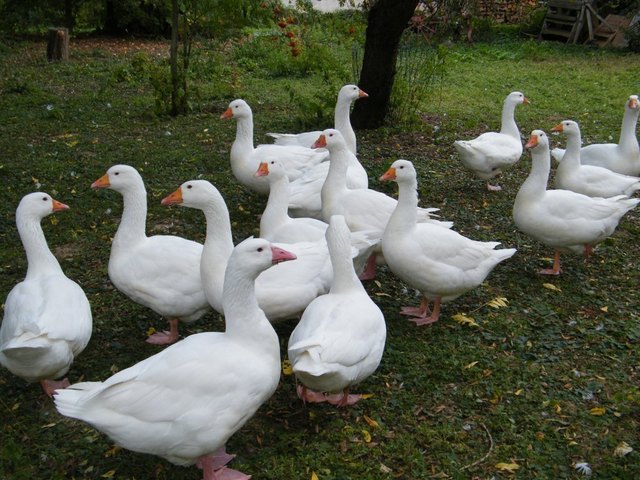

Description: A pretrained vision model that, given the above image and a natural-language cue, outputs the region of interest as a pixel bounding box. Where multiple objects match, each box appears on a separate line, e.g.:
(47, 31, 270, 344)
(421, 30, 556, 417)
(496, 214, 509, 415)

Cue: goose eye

(257, 247, 263, 252)
(42, 196, 48, 202)
(187, 184, 192, 189)
(114, 172, 119, 176)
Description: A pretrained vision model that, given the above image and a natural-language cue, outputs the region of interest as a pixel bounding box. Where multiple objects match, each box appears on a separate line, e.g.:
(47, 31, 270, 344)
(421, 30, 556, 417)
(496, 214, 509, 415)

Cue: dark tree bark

(351, 0, 419, 129)
(46, 27, 69, 61)
(170, 0, 179, 116)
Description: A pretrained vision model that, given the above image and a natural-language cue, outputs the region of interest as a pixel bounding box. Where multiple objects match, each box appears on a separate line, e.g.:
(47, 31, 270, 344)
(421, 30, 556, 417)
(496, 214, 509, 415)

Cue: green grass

(1, 29, 639, 480)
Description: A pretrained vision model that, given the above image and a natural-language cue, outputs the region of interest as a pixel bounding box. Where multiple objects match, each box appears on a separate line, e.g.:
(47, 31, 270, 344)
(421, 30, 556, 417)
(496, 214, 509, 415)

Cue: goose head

(91, 164, 143, 194)
(220, 99, 252, 120)
(161, 179, 224, 211)
(18, 192, 69, 220)
(230, 237, 297, 279)
(551, 120, 579, 137)
(338, 84, 368, 103)
(380, 159, 416, 184)
(506, 91, 529, 106)
(627, 94, 639, 111)
(525, 129, 549, 152)
(255, 158, 288, 181)
(311, 128, 347, 151)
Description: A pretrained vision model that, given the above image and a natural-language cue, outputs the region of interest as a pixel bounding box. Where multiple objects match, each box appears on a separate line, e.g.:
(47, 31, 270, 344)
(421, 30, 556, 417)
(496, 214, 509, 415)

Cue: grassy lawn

(0, 26, 639, 480)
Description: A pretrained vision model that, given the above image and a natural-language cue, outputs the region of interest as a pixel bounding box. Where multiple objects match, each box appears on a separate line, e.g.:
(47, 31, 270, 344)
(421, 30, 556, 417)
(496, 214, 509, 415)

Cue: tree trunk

(351, 0, 419, 129)
(170, 0, 180, 116)
(46, 27, 69, 61)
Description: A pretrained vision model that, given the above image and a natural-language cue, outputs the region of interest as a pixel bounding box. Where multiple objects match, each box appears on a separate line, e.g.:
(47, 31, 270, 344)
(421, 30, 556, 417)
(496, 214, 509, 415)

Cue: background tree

(351, 0, 419, 129)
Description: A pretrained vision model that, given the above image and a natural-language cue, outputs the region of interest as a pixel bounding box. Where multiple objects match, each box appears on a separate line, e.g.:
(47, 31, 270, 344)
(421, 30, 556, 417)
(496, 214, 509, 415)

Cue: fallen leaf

(543, 283, 562, 292)
(463, 361, 479, 369)
(590, 407, 606, 416)
(101, 471, 116, 478)
(614, 441, 633, 457)
(380, 463, 392, 473)
(514, 388, 524, 396)
(146, 327, 156, 336)
(452, 313, 479, 327)
(487, 297, 508, 308)
(363, 415, 379, 428)
(362, 429, 372, 443)
(495, 462, 520, 473)
(600, 306, 608, 312)
(282, 359, 293, 375)
(311, 472, 318, 480)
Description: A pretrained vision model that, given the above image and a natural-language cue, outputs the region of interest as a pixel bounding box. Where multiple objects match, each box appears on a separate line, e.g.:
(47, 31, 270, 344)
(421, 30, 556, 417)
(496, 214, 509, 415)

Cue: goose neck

(114, 187, 148, 246)
(328, 240, 362, 294)
(619, 106, 639, 153)
(17, 214, 62, 279)
(199, 196, 235, 312)
(561, 130, 582, 168)
(261, 176, 291, 237)
(222, 266, 274, 344)
(334, 101, 357, 154)
(387, 179, 418, 233)
(516, 149, 549, 202)
(499, 100, 520, 139)
(232, 115, 255, 155)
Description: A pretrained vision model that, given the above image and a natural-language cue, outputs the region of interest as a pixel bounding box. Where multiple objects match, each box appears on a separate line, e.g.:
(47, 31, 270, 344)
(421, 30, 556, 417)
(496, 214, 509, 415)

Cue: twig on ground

(460, 422, 494, 471)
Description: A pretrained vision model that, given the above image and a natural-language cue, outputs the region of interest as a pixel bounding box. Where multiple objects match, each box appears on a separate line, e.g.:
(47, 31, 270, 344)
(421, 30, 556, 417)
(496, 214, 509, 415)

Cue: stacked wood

(477, 0, 539, 24)
(46, 27, 69, 61)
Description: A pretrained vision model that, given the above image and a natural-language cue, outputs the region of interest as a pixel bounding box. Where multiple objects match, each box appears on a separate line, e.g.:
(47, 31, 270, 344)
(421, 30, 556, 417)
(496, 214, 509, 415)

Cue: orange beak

(161, 188, 183, 206)
(525, 135, 539, 149)
(629, 97, 638, 109)
(358, 89, 369, 98)
(256, 162, 269, 177)
(312, 134, 327, 149)
(379, 167, 397, 182)
(91, 173, 110, 189)
(550, 123, 563, 133)
(523, 96, 530, 105)
(51, 199, 70, 212)
(220, 107, 233, 120)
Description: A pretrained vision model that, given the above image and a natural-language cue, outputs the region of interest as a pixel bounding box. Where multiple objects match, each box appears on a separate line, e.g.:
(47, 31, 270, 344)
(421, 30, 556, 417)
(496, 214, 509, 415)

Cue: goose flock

(1, 85, 638, 479)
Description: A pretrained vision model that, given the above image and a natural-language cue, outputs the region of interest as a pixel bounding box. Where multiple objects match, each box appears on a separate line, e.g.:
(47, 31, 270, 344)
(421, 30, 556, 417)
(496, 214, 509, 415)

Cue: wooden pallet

(539, 0, 593, 43)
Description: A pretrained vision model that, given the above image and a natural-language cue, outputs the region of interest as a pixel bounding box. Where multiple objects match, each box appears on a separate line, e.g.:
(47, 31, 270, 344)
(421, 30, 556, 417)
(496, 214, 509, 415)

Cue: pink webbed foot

(42, 378, 70, 397)
(358, 253, 377, 281)
(537, 267, 561, 276)
(146, 318, 180, 345)
(399, 297, 432, 319)
(198, 449, 250, 480)
(197, 447, 236, 470)
(486, 182, 502, 192)
(538, 250, 562, 276)
(146, 330, 179, 345)
(325, 391, 365, 407)
(404, 297, 441, 326)
(296, 384, 329, 404)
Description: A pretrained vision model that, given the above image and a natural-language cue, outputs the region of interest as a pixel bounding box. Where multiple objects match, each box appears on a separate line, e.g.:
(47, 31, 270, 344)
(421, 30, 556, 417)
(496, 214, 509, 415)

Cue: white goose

(513, 130, 639, 275)
(288, 215, 386, 407)
(552, 120, 640, 197)
(54, 238, 296, 480)
(255, 159, 328, 243)
(0, 193, 92, 396)
(267, 84, 368, 154)
(220, 99, 329, 194)
(551, 95, 640, 176)
(92, 165, 209, 345)
(380, 160, 516, 325)
(318, 129, 450, 279)
(161, 180, 332, 319)
(454, 91, 529, 191)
